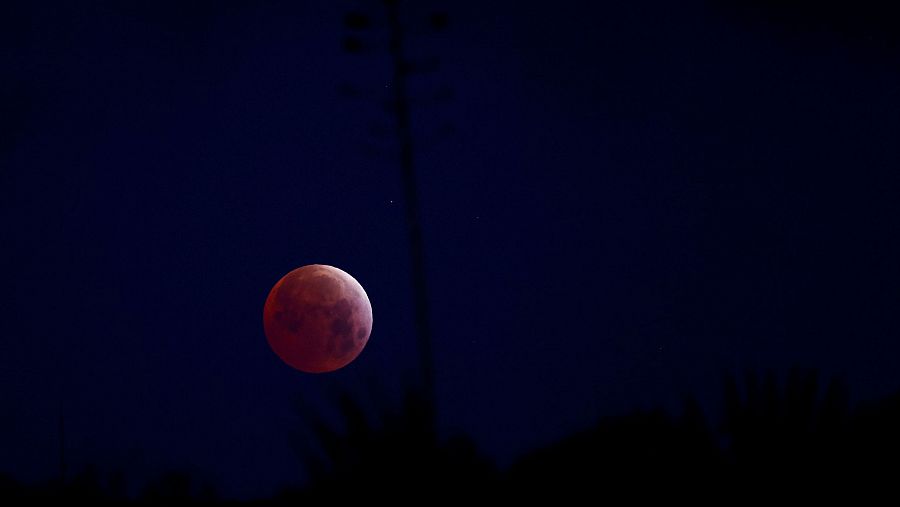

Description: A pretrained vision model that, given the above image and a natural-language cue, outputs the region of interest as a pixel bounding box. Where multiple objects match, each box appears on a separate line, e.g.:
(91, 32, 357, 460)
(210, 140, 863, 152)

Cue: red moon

(263, 264, 373, 373)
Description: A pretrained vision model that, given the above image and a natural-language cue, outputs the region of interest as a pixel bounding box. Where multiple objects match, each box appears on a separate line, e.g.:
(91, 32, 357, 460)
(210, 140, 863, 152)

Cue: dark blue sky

(3, 0, 900, 499)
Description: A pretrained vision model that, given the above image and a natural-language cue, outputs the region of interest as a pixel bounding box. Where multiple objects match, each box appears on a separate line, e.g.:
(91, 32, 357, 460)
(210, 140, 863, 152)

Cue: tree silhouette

(289, 388, 494, 503)
(4, 367, 900, 502)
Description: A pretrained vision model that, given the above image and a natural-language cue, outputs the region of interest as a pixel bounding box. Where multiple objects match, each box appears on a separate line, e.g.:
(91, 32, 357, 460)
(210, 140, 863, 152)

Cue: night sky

(3, 0, 900, 500)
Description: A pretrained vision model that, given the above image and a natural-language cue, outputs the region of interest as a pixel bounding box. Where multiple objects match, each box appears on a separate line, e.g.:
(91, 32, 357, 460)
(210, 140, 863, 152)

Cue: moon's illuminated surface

(263, 264, 372, 373)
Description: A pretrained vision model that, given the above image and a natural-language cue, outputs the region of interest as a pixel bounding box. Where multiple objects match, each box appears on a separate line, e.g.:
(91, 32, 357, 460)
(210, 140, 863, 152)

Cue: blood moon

(263, 264, 372, 373)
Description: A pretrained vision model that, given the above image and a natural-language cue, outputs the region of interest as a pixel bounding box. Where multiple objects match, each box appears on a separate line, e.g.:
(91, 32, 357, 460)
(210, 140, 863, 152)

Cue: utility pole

(342, 1, 450, 406)
(385, 0, 434, 405)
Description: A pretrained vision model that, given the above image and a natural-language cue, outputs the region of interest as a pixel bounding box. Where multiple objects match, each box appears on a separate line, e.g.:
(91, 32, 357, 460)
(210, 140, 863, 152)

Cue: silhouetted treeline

(4, 368, 900, 503)
(509, 369, 900, 501)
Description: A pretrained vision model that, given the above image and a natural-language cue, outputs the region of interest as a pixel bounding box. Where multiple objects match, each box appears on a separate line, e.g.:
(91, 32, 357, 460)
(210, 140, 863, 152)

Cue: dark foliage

(4, 368, 900, 503)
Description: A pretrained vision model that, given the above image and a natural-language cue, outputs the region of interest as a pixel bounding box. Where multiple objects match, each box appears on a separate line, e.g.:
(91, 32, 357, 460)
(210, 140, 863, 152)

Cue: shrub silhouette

(4, 368, 900, 503)
(286, 389, 495, 503)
